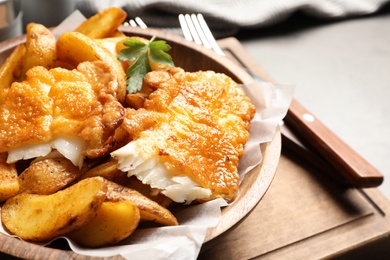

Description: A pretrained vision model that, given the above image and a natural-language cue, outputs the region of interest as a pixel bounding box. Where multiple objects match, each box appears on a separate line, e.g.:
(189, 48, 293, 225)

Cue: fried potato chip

(107, 30, 126, 38)
(94, 36, 127, 58)
(80, 158, 121, 181)
(0, 153, 19, 202)
(0, 44, 25, 94)
(18, 157, 83, 195)
(81, 159, 173, 208)
(1, 177, 107, 242)
(22, 23, 56, 76)
(74, 7, 127, 39)
(114, 175, 173, 208)
(68, 200, 140, 247)
(106, 181, 178, 226)
(56, 32, 126, 103)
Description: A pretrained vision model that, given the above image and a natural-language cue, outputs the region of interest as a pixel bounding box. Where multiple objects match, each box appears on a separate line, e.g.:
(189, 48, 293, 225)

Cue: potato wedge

(18, 157, 83, 195)
(79, 158, 122, 181)
(56, 32, 126, 103)
(106, 181, 178, 226)
(107, 30, 126, 38)
(80, 160, 172, 207)
(74, 7, 127, 39)
(94, 36, 127, 57)
(116, 175, 173, 208)
(22, 23, 56, 76)
(0, 44, 26, 92)
(68, 200, 140, 247)
(0, 153, 19, 202)
(1, 177, 107, 242)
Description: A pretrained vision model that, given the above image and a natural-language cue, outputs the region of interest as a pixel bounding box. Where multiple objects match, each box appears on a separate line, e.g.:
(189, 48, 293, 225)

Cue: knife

(284, 99, 383, 188)
(219, 38, 384, 189)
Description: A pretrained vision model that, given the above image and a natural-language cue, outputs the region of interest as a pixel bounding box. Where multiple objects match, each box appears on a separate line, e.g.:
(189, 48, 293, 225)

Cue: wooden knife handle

(285, 98, 384, 188)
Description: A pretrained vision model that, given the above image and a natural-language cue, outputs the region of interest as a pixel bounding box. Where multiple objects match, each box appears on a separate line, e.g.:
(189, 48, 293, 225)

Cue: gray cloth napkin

(76, 0, 390, 38)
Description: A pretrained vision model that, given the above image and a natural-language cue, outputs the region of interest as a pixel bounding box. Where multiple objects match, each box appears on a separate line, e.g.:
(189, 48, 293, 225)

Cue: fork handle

(285, 99, 384, 188)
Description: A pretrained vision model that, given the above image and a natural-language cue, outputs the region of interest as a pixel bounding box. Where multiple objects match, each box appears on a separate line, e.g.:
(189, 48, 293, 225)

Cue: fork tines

(124, 17, 147, 29)
(178, 14, 225, 56)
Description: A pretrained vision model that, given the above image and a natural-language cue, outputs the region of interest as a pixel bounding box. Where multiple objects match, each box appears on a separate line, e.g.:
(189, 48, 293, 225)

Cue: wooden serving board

(198, 37, 390, 259)
(0, 29, 281, 259)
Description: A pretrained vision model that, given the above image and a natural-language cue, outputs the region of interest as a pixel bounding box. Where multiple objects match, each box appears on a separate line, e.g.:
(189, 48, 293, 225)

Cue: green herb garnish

(118, 35, 174, 94)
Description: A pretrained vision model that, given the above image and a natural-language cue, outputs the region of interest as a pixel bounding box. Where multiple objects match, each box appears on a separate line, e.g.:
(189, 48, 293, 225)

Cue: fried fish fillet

(0, 61, 125, 166)
(111, 67, 255, 203)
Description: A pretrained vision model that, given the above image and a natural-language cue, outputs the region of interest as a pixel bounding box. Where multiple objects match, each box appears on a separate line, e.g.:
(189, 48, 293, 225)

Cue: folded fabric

(76, 0, 390, 37)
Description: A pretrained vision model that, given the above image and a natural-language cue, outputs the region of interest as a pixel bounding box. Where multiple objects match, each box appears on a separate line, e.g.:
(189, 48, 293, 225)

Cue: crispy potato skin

(106, 181, 178, 226)
(79, 158, 121, 181)
(22, 23, 56, 76)
(56, 32, 126, 103)
(1, 177, 107, 242)
(0, 44, 26, 94)
(80, 161, 173, 207)
(18, 157, 83, 195)
(0, 153, 19, 202)
(74, 7, 127, 39)
(67, 200, 140, 247)
(115, 175, 173, 208)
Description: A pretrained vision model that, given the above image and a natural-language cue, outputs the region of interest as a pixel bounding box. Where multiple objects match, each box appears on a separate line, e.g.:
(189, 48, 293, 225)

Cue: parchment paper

(0, 11, 294, 260)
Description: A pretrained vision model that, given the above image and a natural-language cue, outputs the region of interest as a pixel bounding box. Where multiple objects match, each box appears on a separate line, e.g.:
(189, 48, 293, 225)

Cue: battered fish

(111, 67, 255, 203)
(0, 61, 125, 166)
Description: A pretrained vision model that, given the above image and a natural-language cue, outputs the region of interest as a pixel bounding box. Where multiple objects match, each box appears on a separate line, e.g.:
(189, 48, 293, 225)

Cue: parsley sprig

(118, 36, 174, 94)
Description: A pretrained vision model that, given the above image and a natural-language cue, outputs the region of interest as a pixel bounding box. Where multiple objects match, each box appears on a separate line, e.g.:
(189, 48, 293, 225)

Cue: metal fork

(178, 14, 225, 56)
(178, 13, 265, 83)
(123, 17, 148, 29)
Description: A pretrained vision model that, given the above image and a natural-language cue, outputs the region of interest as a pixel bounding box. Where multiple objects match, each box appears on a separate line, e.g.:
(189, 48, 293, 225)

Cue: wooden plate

(0, 27, 281, 259)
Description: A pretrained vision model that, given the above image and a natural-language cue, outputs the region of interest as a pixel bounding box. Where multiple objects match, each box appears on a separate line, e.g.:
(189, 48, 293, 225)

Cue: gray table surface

(237, 7, 390, 199)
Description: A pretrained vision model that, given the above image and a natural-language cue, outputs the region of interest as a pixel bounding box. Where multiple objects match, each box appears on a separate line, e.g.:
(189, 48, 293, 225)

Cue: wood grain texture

(217, 37, 383, 188)
(199, 152, 390, 259)
(285, 99, 383, 188)
(0, 28, 280, 258)
(198, 36, 390, 260)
